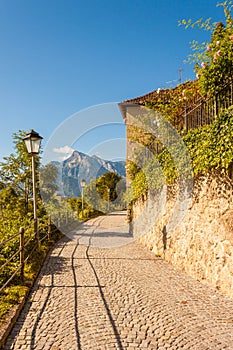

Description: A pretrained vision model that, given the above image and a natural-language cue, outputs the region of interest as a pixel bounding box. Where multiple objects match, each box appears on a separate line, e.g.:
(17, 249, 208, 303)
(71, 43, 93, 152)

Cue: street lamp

(23, 129, 43, 244)
(107, 187, 110, 212)
(80, 179, 86, 218)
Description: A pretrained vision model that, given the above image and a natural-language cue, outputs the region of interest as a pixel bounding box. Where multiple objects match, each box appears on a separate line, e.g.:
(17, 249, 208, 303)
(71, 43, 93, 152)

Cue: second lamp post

(23, 129, 43, 245)
(80, 179, 86, 218)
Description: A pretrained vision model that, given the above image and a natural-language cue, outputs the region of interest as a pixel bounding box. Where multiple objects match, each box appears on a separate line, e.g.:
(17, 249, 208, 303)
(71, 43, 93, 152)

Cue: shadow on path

(71, 241, 82, 350)
(30, 273, 54, 350)
(85, 230, 124, 350)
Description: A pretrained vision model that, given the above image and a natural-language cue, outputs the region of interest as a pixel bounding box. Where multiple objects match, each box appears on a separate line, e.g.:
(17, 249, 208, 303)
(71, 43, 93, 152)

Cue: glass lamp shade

(81, 179, 86, 188)
(23, 129, 43, 154)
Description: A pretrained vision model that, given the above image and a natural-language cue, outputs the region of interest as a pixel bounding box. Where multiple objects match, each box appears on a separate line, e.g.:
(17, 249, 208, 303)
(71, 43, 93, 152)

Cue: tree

(0, 131, 35, 229)
(0, 130, 32, 197)
(96, 172, 122, 202)
(83, 172, 126, 213)
(179, 0, 233, 95)
(39, 162, 59, 202)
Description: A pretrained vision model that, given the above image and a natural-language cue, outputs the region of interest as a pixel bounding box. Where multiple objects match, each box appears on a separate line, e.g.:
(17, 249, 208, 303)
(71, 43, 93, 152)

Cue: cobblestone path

(5, 212, 233, 350)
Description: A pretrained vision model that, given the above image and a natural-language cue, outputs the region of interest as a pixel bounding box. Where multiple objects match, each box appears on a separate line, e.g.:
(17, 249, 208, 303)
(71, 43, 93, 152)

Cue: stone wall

(131, 173, 233, 298)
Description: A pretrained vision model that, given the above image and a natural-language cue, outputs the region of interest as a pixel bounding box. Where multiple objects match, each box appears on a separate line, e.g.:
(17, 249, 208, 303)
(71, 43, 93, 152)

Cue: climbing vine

(179, 1, 233, 95)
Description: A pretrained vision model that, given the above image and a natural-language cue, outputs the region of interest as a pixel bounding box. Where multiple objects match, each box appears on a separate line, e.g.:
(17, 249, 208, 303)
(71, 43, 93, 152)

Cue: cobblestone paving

(5, 212, 233, 349)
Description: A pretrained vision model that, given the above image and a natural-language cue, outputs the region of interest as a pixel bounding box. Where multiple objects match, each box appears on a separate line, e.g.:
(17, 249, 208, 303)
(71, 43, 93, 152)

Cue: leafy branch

(178, 17, 218, 31)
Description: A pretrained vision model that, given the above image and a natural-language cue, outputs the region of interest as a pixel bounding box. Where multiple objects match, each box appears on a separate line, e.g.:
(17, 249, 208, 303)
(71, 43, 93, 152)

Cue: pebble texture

(5, 212, 233, 350)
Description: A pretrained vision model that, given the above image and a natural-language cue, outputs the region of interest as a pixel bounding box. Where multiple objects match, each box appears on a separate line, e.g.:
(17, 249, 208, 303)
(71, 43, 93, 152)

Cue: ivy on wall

(127, 107, 233, 201)
(184, 107, 233, 174)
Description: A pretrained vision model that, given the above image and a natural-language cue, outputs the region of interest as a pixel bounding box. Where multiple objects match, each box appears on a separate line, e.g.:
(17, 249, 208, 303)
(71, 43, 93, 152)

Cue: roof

(118, 80, 199, 120)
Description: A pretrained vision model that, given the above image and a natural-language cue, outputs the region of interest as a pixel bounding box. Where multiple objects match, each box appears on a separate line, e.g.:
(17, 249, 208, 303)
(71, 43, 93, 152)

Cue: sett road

(4, 211, 233, 350)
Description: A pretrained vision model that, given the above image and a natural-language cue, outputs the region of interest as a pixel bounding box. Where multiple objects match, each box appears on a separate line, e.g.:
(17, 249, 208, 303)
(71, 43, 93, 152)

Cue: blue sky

(0, 0, 227, 162)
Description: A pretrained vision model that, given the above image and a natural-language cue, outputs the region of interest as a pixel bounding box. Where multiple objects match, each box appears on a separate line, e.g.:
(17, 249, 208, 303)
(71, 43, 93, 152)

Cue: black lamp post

(107, 187, 110, 212)
(23, 129, 43, 244)
(80, 179, 86, 218)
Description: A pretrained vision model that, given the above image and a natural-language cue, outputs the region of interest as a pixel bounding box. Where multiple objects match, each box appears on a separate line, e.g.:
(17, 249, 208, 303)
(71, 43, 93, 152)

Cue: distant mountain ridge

(54, 151, 126, 197)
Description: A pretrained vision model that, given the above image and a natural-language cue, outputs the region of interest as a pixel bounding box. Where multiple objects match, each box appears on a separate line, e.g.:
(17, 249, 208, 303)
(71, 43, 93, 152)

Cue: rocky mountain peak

(54, 150, 126, 197)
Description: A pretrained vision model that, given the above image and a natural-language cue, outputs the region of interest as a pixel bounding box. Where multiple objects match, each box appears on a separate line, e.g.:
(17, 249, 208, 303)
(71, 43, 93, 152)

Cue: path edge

(0, 235, 64, 349)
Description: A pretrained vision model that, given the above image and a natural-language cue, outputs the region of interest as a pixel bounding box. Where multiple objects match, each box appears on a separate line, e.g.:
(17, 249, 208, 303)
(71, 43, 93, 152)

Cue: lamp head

(23, 129, 43, 155)
(80, 179, 86, 188)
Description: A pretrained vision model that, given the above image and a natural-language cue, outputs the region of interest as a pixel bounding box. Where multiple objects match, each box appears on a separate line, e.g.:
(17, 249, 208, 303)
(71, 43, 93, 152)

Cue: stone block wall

(131, 173, 233, 298)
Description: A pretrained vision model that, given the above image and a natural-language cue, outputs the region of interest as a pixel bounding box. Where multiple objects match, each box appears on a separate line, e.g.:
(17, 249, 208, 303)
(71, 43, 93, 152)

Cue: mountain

(53, 151, 126, 197)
